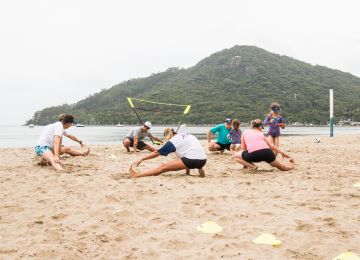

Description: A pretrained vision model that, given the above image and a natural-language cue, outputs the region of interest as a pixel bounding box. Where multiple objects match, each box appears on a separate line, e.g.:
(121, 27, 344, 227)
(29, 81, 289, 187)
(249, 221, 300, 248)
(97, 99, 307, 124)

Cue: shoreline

(0, 134, 358, 150)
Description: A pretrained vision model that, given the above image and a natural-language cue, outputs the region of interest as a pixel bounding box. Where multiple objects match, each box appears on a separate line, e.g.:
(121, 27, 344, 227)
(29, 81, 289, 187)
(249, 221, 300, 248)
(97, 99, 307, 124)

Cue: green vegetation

(27, 45, 360, 125)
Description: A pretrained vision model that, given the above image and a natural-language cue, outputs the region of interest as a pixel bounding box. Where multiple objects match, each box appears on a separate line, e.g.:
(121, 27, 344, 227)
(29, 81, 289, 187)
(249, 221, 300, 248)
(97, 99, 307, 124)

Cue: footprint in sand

(51, 213, 67, 221)
(309, 206, 322, 211)
(314, 217, 338, 227)
(295, 220, 314, 232)
(97, 234, 110, 243)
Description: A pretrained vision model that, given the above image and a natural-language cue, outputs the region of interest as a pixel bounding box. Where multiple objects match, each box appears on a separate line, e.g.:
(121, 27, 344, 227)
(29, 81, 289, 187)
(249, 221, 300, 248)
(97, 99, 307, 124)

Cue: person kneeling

(129, 128, 207, 178)
(233, 119, 295, 171)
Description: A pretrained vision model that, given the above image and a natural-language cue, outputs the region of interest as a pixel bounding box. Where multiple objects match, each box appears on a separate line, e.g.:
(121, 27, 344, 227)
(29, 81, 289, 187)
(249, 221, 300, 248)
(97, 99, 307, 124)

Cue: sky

(0, 0, 359, 125)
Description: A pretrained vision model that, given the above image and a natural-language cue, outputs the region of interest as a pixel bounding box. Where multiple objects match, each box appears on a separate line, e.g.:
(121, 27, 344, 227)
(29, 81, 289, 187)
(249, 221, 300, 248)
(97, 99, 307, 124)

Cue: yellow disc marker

(333, 252, 360, 260)
(353, 183, 360, 188)
(197, 221, 223, 234)
(253, 233, 282, 247)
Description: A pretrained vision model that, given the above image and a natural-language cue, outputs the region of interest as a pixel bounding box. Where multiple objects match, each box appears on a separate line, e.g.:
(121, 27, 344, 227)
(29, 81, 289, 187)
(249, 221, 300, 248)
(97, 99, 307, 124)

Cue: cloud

(0, 0, 359, 124)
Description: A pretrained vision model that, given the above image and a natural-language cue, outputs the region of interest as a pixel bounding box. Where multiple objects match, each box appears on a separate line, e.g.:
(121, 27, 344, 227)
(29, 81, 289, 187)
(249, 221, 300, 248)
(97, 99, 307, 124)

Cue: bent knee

(63, 147, 71, 153)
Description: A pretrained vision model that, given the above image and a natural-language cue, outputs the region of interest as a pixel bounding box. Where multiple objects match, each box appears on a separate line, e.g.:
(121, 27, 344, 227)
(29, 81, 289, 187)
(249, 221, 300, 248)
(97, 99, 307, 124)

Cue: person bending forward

(130, 128, 207, 178)
(233, 119, 294, 171)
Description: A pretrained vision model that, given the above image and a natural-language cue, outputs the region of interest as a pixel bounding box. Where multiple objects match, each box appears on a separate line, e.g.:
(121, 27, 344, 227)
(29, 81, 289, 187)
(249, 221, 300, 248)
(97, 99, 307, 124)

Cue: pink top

(243, 129, 269, 153)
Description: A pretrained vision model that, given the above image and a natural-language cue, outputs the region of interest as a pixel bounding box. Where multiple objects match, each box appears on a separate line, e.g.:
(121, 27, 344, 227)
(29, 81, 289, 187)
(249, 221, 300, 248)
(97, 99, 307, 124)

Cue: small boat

(28, 124, 34, 128)
(117, 123, 125, 127)
(76, 124, 86, 127)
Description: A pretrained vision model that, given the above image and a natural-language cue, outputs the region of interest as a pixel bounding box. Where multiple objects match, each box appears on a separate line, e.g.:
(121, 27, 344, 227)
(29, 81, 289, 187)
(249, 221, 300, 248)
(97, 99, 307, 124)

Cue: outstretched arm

(53, 136, 62, 163)
(133, 136, 139, 154)
(240, 134, 247, 151)
(135, 151, 160, 166)
(264, 138, 290, 158)
(207, 130, 212, 144)
(64, 133, 84, 147)
(152, 136, 164, 144)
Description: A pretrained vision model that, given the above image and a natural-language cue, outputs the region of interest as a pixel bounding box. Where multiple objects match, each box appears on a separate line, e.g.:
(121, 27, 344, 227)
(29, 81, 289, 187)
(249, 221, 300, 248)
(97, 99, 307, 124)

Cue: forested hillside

(27, 46, 360, 125)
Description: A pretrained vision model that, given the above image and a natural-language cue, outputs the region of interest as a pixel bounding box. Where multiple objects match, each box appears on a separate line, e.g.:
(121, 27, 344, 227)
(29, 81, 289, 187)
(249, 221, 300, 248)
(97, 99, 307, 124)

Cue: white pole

(330, 89, 334, 137)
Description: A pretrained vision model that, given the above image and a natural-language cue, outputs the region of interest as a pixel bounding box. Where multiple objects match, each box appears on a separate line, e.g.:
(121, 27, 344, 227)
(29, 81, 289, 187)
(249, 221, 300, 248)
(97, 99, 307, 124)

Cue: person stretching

(123, 121, 163, 154)
(207, 118, 232, 153)
(35, 114, 76, 171)
(129, 128, 207, 178)
(233, 119, 295, 171)
(58, 114, 90, 156)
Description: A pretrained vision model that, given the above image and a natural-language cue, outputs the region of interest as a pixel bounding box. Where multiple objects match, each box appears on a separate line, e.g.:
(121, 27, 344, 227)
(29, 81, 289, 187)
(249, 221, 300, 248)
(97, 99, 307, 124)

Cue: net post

(330, 89, 334, 137)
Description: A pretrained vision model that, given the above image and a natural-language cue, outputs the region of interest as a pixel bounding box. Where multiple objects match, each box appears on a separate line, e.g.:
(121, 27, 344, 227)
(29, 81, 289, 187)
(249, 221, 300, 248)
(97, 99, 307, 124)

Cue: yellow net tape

(127, 97, 191, 114)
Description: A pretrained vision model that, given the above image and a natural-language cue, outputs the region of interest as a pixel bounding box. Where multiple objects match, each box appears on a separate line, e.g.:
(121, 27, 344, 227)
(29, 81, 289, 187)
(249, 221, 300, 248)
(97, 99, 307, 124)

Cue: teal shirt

(211, 124, 231, 144)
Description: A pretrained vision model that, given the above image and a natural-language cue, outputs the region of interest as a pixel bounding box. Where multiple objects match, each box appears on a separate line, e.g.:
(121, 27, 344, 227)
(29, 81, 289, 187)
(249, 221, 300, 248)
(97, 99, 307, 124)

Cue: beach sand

(1, 135, 359, 259)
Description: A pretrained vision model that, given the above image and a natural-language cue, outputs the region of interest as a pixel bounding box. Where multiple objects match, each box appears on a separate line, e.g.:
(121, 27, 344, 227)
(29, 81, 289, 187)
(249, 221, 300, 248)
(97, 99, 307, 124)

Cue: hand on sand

(134, 160, 142, 166)
(281, 152, 290, 159)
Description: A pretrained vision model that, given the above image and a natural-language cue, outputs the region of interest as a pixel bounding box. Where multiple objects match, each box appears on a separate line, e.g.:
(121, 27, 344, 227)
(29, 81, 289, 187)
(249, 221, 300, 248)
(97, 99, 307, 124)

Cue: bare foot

(53, 163, 64, 171)
(198, 169, 205, 178)
(129, 164, 137, 178)
(82, 148, 90, 156)
(37, 158, 48, 166)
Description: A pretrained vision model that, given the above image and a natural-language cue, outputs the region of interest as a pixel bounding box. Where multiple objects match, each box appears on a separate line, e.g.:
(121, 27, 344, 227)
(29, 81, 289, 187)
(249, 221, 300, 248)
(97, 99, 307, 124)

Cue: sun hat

(144, 121, 152, 129)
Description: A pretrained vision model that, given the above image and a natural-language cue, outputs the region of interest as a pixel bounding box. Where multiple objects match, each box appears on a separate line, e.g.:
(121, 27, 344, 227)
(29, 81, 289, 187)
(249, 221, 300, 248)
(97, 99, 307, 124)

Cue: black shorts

(241, 148, 276, 163)
(216, 142, 231, 151)
(124, 137, 147, 150)
(181, 157, 207, 169)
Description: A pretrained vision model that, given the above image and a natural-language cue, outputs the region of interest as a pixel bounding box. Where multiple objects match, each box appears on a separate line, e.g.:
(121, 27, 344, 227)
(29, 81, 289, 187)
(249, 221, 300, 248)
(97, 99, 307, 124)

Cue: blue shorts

(35, 145, 52, 156)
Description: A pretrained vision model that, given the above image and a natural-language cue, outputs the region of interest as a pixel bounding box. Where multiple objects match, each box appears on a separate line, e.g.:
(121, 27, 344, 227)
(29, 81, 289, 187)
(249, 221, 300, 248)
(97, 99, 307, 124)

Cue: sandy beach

(0, 135, 359, 259)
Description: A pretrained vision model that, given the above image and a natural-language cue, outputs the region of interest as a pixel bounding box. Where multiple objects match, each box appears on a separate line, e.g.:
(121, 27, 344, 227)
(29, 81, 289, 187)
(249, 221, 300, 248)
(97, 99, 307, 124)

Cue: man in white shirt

(58, 114, 90, 157)
(35, 114, 76, 171)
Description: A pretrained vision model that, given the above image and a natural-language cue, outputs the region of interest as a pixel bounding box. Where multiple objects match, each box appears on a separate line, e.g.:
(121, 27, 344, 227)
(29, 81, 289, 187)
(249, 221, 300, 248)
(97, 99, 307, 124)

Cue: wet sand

(0, 135, 359, 259)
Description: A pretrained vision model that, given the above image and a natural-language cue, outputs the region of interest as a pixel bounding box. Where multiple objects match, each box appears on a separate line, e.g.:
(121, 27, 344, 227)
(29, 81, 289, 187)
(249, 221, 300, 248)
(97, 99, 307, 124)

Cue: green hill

(27, 45, 360, 125)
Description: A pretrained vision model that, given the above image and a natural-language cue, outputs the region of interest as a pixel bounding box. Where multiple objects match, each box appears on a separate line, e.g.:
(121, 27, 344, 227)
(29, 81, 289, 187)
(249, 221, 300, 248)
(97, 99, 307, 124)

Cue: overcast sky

(0, 0, 359, 125)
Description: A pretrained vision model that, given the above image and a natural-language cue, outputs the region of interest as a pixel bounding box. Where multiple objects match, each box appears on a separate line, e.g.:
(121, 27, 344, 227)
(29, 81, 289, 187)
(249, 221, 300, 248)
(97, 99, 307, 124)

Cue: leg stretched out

(42, 150, 63, 171)
(143, 144, 156, 152)
(269, 158, 295, 171)
(233, 151, 257, 169)
(130, 159, 187, 178)
(61, 146, 90, 156)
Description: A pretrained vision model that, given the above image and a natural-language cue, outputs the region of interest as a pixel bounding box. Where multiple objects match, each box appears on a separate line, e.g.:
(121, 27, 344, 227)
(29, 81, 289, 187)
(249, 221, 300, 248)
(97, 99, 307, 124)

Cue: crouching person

(130, 128, 207, 178)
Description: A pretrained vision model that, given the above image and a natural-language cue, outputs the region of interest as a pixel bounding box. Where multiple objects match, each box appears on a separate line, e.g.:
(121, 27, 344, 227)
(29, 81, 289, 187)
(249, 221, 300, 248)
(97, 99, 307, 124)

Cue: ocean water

(0, 125, 359, 148)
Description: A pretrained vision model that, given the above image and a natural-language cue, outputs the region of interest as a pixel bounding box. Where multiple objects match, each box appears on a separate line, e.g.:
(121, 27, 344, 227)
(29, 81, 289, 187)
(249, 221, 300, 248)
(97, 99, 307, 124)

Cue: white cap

(144, 121, 152, 129)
